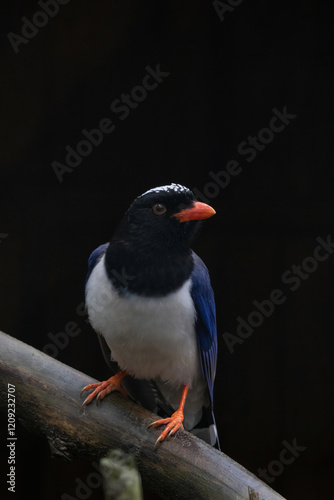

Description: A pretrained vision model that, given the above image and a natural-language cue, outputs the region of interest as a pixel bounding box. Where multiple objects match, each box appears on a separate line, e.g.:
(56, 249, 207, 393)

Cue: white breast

(85, 255, 201, 388)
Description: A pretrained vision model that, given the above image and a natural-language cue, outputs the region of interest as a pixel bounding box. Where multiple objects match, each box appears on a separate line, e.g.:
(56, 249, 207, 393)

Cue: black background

(1, 1, 333, 499)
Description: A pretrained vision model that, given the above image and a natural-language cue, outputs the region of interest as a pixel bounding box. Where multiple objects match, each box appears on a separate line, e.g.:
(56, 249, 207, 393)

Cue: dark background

(1, 1, 333, 499)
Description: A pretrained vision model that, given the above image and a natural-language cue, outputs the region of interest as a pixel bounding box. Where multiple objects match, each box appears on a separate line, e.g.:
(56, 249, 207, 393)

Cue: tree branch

(0, 331, 285, 500)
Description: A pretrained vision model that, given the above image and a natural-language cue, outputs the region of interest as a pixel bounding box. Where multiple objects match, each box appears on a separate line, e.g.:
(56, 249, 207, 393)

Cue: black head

(119, 183, 215, 249)
(106, 184, 215, 296)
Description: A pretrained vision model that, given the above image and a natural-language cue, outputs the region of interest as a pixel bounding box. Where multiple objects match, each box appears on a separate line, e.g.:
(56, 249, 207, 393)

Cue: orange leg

(80, 370, 128, 409)
(148, 385, 189, 446)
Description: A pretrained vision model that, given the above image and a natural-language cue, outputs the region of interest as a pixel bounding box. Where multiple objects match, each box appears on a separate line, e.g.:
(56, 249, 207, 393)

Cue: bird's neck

(104, 240, 194, 297)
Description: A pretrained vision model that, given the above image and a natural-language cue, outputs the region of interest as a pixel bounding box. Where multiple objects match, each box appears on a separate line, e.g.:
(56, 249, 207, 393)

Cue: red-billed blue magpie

(81, 183, 220, 448)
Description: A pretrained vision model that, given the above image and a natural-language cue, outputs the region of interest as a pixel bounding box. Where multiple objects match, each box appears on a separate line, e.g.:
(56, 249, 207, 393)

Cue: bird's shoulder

(86, 243, 109, 286)
(190, 251, 216, 332)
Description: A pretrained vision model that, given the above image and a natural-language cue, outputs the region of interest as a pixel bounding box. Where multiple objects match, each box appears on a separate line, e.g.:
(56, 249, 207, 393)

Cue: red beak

(173, 201, 216, 222)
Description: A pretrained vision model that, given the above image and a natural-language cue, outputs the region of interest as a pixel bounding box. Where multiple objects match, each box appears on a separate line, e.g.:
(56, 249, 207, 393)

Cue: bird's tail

(190, 405, 220, 450)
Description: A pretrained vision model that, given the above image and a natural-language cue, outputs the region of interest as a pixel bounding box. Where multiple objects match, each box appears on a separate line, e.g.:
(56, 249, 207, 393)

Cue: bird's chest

(85, 258, 199, 386)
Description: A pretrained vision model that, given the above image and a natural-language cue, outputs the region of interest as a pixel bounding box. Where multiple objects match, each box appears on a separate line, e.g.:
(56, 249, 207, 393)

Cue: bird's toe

(80, 371, 127, 410)
(149, 411, 184, 446)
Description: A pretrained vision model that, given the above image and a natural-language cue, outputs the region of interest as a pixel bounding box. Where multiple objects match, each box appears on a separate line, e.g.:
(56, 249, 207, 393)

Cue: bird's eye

(152, 203, 167, 215)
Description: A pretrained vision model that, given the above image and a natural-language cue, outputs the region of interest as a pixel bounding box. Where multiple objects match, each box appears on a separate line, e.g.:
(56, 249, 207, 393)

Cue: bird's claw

(80, 373, 127, 411)
(148, 411, 184, 447)
(80, 382, 102, 398)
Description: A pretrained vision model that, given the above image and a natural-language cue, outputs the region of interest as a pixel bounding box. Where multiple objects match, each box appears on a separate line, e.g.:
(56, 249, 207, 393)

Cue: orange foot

(80, 370, 127, 410)
(148, 409, 184, 447)
(148, 385, 189, 447)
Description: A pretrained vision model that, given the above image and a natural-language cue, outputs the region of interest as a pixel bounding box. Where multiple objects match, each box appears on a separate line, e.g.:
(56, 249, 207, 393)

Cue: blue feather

(190, 251, 217, 405)
(85, 243, 109, 288)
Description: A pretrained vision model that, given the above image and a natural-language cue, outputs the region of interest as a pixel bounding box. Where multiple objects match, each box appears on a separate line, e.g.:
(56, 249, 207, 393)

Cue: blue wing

(190, 251, 218, 405)
(85, 243, 109, 289)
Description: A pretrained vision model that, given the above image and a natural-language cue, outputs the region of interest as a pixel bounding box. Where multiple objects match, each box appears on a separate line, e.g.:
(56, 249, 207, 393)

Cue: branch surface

(0, 331, 285, 500)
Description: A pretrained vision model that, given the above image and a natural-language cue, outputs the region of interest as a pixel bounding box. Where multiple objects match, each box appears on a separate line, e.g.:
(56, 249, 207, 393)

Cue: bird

(81, 183, 220, 448)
